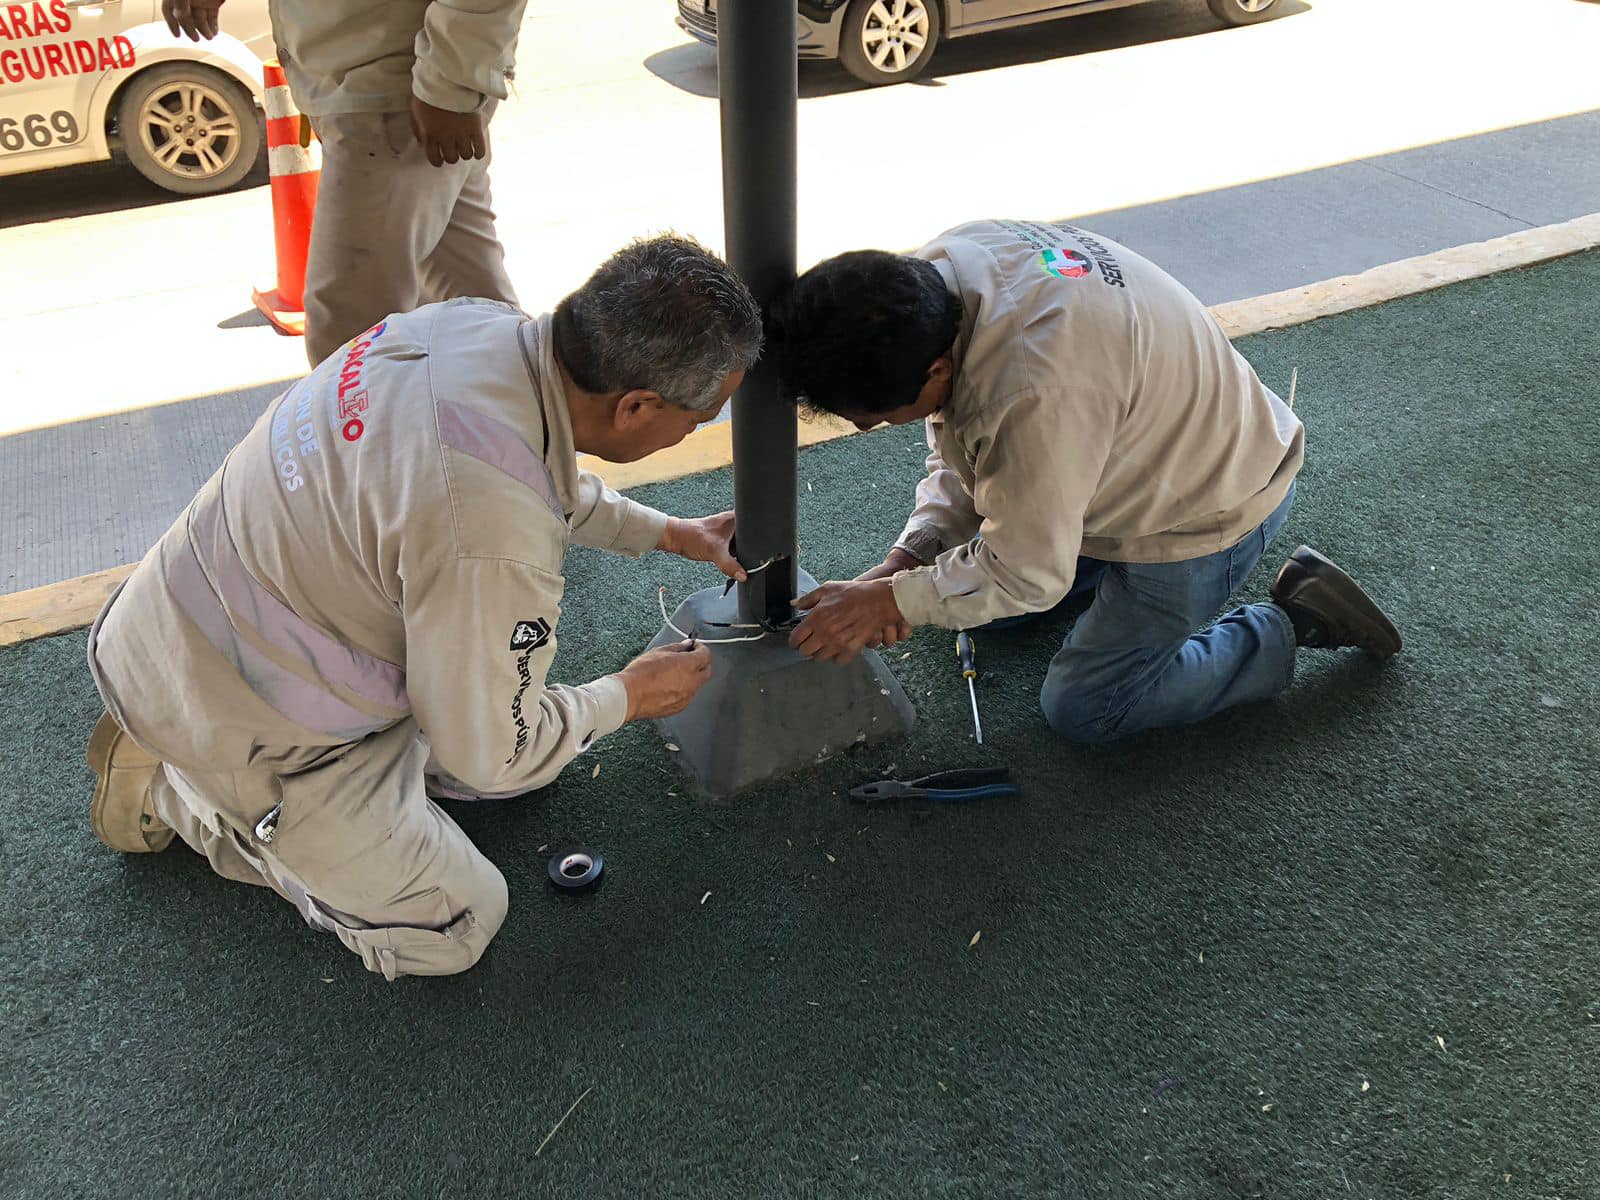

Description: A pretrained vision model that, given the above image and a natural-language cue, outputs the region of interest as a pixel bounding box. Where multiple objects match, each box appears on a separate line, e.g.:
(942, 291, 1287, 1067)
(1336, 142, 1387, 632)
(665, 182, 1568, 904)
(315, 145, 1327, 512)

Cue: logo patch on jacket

(509, 618, 552, 652)
(334, 320, 387, 442)
(1040, 247, 1092, 279)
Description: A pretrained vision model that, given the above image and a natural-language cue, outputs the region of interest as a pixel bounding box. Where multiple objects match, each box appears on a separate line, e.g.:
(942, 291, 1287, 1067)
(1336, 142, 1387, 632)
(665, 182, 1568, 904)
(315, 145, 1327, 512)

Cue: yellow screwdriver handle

(956, 630, 976, 679)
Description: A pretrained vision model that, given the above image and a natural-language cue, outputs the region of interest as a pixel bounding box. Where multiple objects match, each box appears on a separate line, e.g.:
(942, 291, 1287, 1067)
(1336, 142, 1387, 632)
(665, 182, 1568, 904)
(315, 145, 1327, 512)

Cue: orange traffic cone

(251, 61, 319, 337)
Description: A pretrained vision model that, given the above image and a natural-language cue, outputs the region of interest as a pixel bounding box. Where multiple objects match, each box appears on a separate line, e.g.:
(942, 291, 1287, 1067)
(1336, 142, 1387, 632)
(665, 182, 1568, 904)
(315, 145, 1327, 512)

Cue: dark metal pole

(650, 3, 914, 795)
(719, 0, 798, 627)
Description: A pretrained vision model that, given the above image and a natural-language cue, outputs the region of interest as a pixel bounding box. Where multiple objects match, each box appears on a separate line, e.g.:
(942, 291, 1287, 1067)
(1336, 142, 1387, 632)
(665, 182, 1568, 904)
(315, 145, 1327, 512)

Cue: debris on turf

(1362, 1080, 1370, 1092)
(592, 762, 601, 779)
(700, 891, 711, 905)
(969, 930, 981, 948)
(1435, 1035, 1447, 1051)
(665, 743, 680, 752)
(534, 1085, 594, 1158)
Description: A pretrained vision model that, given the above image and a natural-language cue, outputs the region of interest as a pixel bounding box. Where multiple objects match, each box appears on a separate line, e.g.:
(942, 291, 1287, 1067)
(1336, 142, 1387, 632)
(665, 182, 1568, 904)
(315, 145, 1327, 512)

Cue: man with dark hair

(767, 220, 1400, 744)
(86, 236, 762, 979)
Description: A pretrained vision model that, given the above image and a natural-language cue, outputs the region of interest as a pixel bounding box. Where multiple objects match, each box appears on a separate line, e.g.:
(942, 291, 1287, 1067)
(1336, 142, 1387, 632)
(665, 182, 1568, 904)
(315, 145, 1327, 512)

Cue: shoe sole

(1281, 546, 1403, 659)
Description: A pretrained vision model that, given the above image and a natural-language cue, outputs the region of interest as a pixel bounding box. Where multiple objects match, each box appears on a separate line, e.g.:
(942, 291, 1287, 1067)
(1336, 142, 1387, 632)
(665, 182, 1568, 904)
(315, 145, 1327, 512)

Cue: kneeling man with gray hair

(86, 235, 762, 979)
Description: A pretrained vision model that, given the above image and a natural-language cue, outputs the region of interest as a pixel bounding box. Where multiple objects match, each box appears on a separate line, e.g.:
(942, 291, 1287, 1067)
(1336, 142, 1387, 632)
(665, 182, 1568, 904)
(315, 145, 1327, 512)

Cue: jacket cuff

(576, 675, 631, 747)
(895, 524, 946, 565)
(890, 567, 946, 628)
(610, 501, 671, 559)
(411, 65, 485, 114)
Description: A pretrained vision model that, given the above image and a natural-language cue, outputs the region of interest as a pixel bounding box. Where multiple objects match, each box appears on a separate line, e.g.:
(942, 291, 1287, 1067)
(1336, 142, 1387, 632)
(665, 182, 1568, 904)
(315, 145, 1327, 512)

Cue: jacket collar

(518, 313, 581, 518)
(928, 253, 981, 428)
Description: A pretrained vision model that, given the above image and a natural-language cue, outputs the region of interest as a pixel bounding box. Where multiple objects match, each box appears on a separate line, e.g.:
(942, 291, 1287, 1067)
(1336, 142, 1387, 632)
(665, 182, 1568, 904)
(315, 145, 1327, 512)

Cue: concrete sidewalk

(8, 0, 1600, 594)
(8, 107, 1600, 597)
(8, 0, 1600, 439)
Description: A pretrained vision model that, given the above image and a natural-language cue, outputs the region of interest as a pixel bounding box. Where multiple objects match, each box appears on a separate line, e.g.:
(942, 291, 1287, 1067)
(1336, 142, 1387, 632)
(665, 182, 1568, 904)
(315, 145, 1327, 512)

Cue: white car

(0, 0, 273, 194)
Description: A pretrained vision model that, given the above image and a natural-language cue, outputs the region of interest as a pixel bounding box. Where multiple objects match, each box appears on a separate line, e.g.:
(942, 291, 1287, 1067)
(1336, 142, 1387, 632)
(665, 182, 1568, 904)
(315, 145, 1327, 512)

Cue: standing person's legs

(418, 145, 518, 308)
(301, 110, 500, 366)
(1040, 491, 1297, 743)
(143, 721, 509, 979)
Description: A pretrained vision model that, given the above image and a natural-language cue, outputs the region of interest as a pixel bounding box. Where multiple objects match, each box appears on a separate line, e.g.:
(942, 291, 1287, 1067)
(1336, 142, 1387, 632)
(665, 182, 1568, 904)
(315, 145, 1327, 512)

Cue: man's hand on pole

(617, 642, 714, 721)
(659, 512, 745, 581)
(409, 96, 488, 167)
(163, 0, 225, 39)
(790, 578, 913, 664)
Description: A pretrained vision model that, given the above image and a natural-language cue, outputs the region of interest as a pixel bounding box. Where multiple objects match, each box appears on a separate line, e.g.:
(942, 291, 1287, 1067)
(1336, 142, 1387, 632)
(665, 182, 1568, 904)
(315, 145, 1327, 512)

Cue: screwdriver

(956, 630, 983, 744)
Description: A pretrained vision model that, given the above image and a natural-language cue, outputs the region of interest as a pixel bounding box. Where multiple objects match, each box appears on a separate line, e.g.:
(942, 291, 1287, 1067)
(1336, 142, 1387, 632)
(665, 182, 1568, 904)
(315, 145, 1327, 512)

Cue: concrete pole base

(649, 571, 916, 799)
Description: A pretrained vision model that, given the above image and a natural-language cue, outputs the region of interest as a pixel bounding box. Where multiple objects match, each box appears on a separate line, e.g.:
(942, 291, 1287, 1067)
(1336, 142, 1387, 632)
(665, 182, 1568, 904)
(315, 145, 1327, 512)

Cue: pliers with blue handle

(850, 767, 1018, 805)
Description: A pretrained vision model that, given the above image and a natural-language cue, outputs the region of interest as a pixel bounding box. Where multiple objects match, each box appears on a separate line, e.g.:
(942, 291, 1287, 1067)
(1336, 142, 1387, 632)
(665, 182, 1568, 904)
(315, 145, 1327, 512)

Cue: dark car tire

(118, 63, 262, 196)
(838, 0, 941, 86)
(1206, 0, 1281, 26)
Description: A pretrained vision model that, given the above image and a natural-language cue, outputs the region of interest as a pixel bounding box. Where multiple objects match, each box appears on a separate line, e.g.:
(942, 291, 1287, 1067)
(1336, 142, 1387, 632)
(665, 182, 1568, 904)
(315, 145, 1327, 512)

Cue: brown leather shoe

(1270, 545, 1402, 659)
(87, 712, 174, 853)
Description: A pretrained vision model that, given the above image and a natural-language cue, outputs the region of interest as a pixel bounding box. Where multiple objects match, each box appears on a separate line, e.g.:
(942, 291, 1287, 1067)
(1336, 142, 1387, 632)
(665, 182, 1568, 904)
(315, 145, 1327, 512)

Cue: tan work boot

(87, 712, 174, 853)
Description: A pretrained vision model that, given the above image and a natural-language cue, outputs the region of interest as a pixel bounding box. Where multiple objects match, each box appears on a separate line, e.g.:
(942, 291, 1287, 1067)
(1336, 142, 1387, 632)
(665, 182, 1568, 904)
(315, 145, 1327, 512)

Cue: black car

(678, 0, 1280, 86)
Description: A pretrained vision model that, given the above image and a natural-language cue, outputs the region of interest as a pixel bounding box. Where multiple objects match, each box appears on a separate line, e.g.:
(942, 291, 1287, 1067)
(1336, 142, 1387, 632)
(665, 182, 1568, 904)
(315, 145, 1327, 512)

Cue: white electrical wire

(658, 586, 770, 644)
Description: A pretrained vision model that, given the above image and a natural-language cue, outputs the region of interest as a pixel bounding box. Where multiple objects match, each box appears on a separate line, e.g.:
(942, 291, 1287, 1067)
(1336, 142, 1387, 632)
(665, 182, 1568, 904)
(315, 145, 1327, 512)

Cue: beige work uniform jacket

(890, 220, 1305, 630)
(90, 300, 666, 796)
(268, 0, 525, 115)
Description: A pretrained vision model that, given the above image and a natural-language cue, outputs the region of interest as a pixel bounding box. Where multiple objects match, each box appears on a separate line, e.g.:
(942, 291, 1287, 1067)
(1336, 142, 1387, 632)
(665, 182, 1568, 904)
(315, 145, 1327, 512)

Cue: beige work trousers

(302, 105, 519, 367)
(148, 720, 509, 980)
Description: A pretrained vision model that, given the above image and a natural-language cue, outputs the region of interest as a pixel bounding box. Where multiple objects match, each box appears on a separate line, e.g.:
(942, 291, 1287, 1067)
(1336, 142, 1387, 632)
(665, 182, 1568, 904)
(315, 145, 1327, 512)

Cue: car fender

(80, 25, 264, 160)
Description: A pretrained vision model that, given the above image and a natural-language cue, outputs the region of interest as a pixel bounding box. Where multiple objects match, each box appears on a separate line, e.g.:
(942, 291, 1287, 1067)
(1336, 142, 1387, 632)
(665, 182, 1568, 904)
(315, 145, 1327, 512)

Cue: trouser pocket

(302, 889, 491, 981)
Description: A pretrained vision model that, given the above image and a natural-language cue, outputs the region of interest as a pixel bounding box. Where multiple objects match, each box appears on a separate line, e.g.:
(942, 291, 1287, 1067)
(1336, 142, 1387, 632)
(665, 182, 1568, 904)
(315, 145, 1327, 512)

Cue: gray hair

(552, 235, 763, 411)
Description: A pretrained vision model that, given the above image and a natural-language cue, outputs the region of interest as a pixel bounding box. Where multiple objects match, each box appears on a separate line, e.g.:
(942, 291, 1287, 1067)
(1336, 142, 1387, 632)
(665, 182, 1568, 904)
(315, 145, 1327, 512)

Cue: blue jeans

(1021, 487, 1297, 744)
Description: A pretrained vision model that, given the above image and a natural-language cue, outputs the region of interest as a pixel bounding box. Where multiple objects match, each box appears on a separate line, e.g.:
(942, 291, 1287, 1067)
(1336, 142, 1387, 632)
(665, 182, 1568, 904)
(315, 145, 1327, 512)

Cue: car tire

(118, 63, 262, 196)
(838, 0, 941, 86)
(1205, 0, 1280, 26)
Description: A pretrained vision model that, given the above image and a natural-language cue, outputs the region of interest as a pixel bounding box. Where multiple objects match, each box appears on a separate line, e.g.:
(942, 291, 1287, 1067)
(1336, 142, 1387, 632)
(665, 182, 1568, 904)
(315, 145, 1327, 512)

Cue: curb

(5, 211, 1599, 649)
(1, 564, 137, 648)
(1208, 211, 1600, 339)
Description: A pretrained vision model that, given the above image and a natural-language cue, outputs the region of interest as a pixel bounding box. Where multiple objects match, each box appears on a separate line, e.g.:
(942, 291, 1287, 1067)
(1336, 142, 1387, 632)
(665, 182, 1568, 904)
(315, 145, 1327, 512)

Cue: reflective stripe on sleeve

(187, 499, 411, 714)
(165, 536, 397, 742)
(436, 400, 566, 521)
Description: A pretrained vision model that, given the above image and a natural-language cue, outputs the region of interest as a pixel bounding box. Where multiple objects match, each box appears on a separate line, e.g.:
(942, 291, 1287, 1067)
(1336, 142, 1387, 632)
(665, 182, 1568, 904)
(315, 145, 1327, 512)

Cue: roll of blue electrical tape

(548, 846, 604, 893)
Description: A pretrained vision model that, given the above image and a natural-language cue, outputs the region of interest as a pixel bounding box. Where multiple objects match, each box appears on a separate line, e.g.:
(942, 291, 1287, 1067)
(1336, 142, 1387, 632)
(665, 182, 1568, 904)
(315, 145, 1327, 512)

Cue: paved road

(4, 0, 1600, 589)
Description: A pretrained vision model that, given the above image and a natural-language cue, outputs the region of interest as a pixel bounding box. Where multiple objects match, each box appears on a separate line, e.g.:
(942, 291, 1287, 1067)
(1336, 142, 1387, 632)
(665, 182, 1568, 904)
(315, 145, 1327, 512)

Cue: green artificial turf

(3, 253, 1598, 1199)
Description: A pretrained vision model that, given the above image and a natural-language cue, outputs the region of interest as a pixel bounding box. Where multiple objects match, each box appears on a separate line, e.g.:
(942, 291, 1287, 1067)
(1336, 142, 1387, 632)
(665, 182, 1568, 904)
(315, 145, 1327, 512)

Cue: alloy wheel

(859, 0, 932, 75)
(136, 81, 244, 182)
